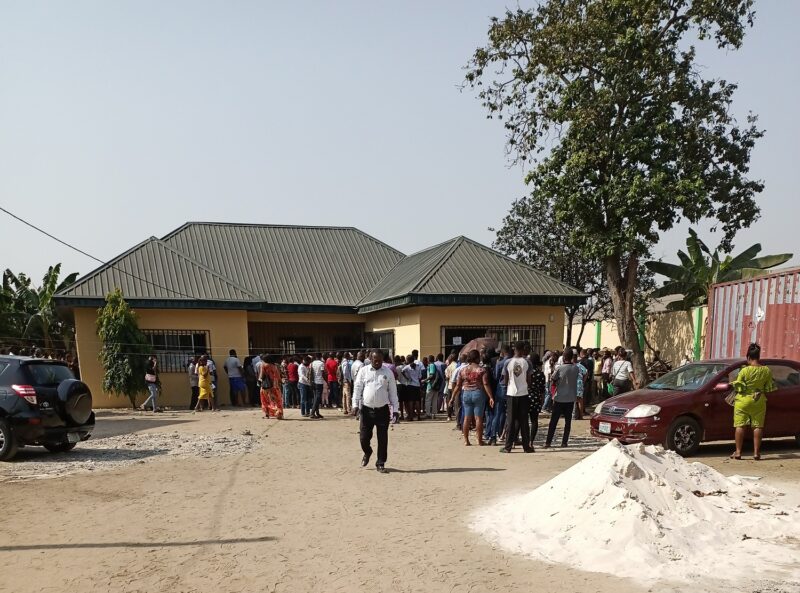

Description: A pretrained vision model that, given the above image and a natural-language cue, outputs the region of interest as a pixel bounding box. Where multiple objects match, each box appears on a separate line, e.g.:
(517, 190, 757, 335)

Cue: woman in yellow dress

(730, 343, 775, 460)
(195, 356, 216, 412)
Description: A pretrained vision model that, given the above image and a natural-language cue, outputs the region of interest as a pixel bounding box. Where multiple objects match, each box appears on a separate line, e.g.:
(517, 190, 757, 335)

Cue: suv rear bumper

(11, 412, 95, 446)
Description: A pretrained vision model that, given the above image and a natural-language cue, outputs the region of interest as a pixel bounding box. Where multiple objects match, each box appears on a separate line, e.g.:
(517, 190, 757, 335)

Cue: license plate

(67, 433, 81, 443)
(598, 422, 612, 435)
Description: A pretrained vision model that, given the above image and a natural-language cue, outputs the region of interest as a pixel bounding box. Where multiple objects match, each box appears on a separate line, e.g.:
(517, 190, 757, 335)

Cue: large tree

(467, 0, 763, 382)
(96, 289, 150, 408)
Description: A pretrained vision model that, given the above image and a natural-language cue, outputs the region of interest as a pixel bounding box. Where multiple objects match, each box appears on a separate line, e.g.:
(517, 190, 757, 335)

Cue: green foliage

(493, 197, 655, 346)
(646, 229, 792, 310)
(96, 289, 149, 408)
(2, 265, 79, 351)
(466, 0, 763, 379)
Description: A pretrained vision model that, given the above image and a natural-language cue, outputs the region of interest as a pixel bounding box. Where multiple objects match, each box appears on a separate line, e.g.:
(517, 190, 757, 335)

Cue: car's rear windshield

(22, 362, 74, 386)
(647, 363, 727, 391)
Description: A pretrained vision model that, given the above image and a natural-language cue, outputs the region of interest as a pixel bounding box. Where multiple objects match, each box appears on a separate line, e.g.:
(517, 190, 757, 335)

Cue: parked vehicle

(0, 355, 95, 461)
(590, 358, 800, 456)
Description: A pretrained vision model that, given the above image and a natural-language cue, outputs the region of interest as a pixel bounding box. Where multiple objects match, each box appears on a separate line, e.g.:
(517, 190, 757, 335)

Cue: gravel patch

(0, 429, 262, 482)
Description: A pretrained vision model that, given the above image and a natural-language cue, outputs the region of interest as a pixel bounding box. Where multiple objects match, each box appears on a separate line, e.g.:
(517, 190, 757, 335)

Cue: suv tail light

(12, 385, 38, 405)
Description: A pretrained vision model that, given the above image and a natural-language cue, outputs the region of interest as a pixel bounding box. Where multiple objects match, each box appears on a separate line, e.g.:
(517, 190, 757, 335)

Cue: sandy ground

(1, 407, 799, 593)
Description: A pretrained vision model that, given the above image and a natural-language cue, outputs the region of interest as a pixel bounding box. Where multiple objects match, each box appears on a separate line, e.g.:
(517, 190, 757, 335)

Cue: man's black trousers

(360, 404, 390, 466)
(546, 401, 574, 447)
(504, 395, 530, 451)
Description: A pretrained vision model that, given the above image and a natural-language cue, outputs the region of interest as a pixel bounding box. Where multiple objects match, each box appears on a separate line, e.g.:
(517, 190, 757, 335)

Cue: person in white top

(309, 353, 327, 419)
(352, 350, 399, 473)
(610, 350, 637, 396)
(501, 343, 534, 453)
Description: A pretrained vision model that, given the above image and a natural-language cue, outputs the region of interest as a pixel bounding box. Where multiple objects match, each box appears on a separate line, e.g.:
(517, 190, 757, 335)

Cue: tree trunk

(127, 392, 137, 409)
(576, 320, 588, 349)
(605, 254, 648, 388)
(565, 307, 576, 349)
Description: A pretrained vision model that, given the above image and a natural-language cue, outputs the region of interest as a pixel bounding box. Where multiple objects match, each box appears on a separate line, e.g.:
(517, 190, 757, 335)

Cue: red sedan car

(590, 358, 800, 456)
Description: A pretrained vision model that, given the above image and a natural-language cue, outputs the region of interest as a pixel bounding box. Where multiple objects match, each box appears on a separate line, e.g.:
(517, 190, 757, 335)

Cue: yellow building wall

(364, 308, 422, 355)
(566, 319, 620, 350)
(418, 305, 564, 355)
(74, 307, 249, 409)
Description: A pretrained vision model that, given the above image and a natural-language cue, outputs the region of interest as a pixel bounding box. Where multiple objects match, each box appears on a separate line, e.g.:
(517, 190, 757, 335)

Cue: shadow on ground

(0, 535, 276, 552)
(8, 446, 168, 463)
(91, 414, 193, 439)
(390, 467, 506, 474)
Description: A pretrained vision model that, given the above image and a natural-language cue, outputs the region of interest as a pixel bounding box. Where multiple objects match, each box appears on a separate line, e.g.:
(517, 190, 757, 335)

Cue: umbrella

(458, 337, 499, 358)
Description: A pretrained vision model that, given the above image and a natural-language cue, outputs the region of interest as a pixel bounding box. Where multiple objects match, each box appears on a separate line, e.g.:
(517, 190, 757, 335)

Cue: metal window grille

(142, 329, 211, 373)
(440, 325, 545, 356)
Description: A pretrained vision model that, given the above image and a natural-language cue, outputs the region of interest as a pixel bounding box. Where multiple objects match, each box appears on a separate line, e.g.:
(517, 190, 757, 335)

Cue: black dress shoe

(361, 454, 371, 467)
(376, 465, 389, 474)
(498, 448, 511, 454)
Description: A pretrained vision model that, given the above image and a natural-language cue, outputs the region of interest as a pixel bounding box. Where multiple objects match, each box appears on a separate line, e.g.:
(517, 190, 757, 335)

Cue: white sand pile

(472, 440, 800, 590)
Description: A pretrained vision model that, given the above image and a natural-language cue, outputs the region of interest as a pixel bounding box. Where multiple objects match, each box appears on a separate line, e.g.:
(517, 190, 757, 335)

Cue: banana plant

(645, 230, 792, 311)
(4, 265, 79, 350)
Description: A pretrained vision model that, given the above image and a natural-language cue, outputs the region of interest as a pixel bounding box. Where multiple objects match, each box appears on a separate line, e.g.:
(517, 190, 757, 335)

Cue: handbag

(145, 373, 157, 383)
(724, 391, 737, 406)
(607, 362, 624, 396)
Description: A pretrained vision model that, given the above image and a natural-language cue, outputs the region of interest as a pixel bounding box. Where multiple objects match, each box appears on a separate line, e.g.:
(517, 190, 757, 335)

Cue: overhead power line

(0, 204, 195, 299)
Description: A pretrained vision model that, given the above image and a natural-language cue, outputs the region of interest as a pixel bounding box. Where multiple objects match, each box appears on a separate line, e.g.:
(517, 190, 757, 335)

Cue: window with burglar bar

(142, 329, 210, 373)
(441, 325, 545, 356)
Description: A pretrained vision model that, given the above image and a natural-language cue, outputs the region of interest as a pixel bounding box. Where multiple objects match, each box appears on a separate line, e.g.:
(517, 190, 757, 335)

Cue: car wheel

(43, 442, 78, 453)
(666, 416, 702, 457)
(0, 418, 19, 461)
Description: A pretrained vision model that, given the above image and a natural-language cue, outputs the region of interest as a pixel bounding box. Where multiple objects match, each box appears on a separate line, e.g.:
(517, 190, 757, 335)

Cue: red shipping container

(705, 267, 800, 360)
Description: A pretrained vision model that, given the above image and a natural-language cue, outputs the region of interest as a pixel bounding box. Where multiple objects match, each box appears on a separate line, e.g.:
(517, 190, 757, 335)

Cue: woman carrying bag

(141, 355, 161, 412)
(729, 343, 775, 460)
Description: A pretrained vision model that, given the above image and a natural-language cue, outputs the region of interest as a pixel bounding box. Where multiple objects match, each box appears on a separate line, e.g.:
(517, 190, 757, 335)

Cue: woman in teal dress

(730, 343, 775, 460)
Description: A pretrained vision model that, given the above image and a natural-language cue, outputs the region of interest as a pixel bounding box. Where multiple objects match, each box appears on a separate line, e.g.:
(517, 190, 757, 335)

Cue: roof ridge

(161, 221, 405, 258)
(411, 237, 464, 293)
(457, 236, 586, 296)
(153, 238, 261, 300)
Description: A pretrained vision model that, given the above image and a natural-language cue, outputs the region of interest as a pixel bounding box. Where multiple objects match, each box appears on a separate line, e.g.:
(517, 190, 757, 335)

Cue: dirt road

(1, 408, 798, 593)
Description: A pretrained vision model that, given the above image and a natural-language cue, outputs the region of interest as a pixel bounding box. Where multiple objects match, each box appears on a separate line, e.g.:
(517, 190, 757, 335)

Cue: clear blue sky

(1, 1, 798, 281)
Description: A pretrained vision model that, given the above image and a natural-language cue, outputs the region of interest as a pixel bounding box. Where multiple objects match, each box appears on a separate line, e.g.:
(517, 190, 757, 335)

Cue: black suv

(0, 356, 95, 461)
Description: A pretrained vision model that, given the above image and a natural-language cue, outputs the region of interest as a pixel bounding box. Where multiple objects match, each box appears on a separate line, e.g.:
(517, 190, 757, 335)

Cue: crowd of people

(167, 344, 643, 452)
(0, 345, 80, 378)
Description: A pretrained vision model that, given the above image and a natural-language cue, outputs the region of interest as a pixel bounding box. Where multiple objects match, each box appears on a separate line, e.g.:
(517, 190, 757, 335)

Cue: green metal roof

(57, 223, 403, 308)
(59, 237, 259, 302)
(356, 236, 586, 313)
(160, 223, 403, 306)
(56, 224, 585, 312)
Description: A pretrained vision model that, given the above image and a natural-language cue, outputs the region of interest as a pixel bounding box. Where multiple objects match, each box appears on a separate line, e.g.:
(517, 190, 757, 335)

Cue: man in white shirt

(310, 353, 326, 419)
(351, 351, 365, 384)
(353, 350, 399, 474)
(501, 343, 534, 454)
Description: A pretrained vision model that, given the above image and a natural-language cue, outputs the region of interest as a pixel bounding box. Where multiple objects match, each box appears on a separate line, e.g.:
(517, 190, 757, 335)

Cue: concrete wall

(564, 307, 708, 364)
(75, 307, 249, 409)
(364, 308, 422, 355)
(418, 305, 563, 355)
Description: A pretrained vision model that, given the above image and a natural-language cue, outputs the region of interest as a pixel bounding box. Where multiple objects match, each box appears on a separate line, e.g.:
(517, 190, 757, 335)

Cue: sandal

(730, 453, 742, 460)
(754, 455, 761, 461)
